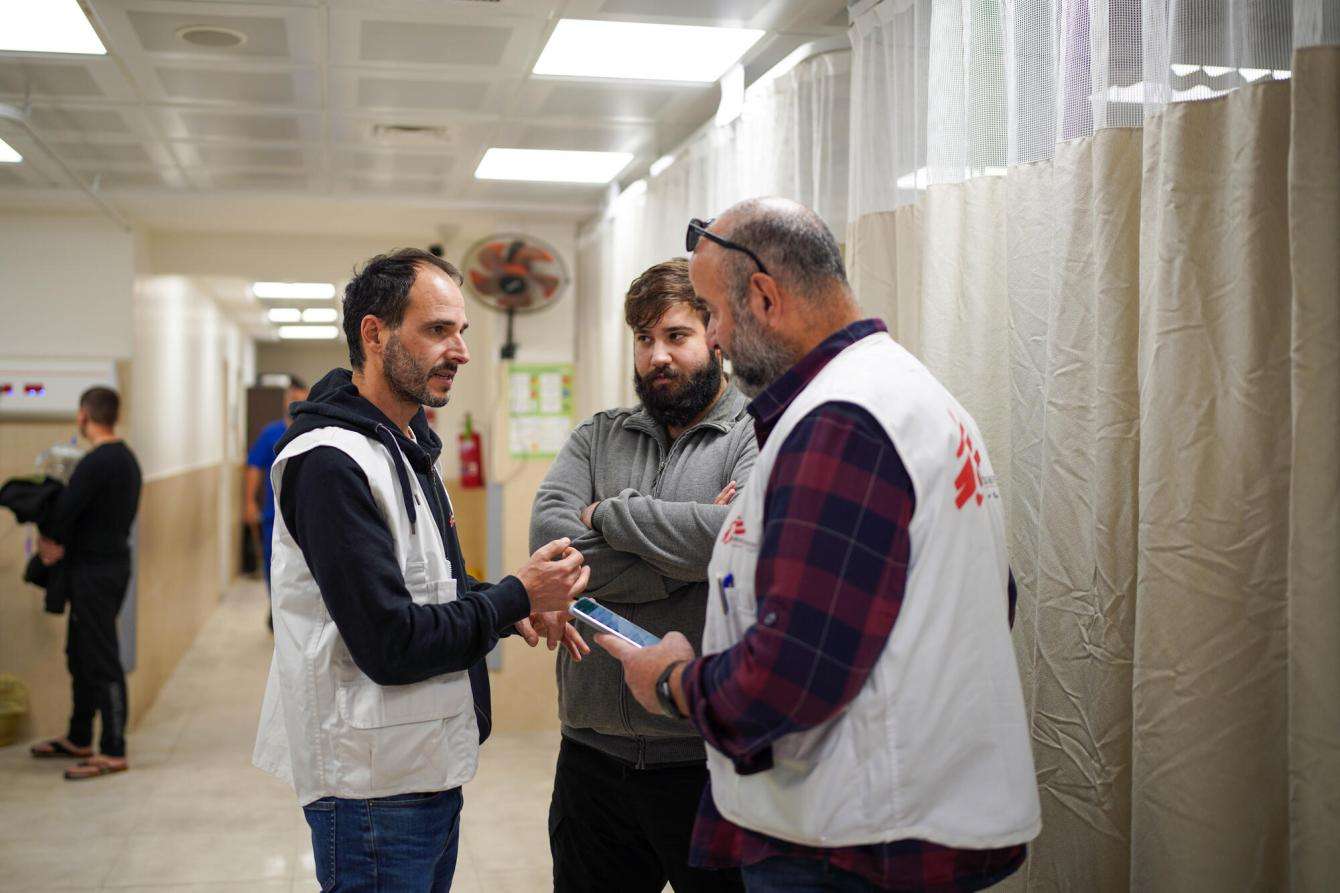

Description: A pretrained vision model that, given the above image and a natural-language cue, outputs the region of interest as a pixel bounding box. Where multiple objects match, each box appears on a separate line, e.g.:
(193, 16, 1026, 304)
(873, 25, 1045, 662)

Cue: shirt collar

(747, 318, 888, 446)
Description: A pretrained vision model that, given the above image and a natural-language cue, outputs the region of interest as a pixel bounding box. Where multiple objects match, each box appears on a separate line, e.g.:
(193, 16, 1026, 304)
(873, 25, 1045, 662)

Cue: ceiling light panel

(533, 19, 765, 82)
(279, 325, 339, 340)
(0, 138, 22, 163)
(302, 308, 338, 323)
(253, 282, 336, 300)
(0, 0, 106, 55)
(267, 308, 302, 323)
(474, 148, 633, 184)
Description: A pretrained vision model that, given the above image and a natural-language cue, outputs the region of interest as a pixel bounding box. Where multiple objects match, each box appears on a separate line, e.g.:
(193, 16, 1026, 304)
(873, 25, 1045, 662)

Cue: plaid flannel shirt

(680, 318, 1025, 891)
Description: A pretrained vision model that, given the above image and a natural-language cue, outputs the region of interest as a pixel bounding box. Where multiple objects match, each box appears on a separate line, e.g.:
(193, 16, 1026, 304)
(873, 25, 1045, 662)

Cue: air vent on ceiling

(176, 25, 248, 49)
(370, 124, 456, 147)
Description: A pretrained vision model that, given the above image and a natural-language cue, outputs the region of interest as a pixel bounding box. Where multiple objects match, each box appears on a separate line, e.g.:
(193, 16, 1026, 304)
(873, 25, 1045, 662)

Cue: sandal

(30, 738, 94, 759)
(64, 756, 128, 781)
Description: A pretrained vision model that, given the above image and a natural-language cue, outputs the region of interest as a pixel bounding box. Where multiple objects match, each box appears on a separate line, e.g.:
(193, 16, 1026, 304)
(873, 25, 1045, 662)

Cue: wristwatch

(656, 661, 686, 719)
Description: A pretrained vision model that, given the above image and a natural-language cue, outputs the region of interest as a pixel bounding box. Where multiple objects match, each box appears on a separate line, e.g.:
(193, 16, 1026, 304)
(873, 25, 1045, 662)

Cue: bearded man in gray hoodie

(531, 257, 757, 893)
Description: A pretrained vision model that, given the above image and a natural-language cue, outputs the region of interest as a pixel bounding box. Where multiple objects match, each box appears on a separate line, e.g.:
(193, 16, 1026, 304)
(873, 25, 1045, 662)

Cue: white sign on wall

(0, 359, 117, 420)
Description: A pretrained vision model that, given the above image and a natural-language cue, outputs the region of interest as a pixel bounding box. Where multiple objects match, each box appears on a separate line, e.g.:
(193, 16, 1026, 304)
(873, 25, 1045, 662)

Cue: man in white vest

(253, 248, 590, 892)
(601, 199, 1041, 891)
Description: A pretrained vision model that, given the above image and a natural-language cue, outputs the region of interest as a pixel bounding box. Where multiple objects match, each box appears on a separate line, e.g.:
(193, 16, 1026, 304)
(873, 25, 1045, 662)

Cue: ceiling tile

(0, 63, 103, 97)
(194, 145, 306, 168)
(49, 142, 153, 164)
(536, 83, 679, 120)
(359, 21, 511, 66)
(92, 170, 170, 190)
(349, 176, 449, 196)
(518, 123, 646, 153)
(356, 77, 490, 111)
(597, 0, 770, 20)
(127, 11, 291, 57)
(338, 152, 454, 178)
(157, 67, 296, 104)
(210, 170, 308, 190)
(27, 107, 131, 134)
(178, 111, 302, 141)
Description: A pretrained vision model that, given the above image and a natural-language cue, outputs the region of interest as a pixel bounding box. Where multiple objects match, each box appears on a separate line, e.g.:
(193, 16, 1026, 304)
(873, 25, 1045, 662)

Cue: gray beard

(726, 311, 797, 399)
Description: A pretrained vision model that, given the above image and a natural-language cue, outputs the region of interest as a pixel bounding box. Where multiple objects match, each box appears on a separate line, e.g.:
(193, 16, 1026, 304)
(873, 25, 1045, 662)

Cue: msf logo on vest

(721, 517, 747, 544)
(949, 411, 999, 510)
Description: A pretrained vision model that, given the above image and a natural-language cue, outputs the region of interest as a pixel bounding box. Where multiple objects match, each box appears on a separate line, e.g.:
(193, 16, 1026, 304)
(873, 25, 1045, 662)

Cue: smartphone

(570, 597, 661, 648)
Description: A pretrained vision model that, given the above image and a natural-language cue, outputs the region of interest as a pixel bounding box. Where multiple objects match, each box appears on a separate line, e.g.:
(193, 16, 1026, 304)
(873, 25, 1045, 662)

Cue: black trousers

(550, 736, 744, 893)
(64, 562, 130, 758)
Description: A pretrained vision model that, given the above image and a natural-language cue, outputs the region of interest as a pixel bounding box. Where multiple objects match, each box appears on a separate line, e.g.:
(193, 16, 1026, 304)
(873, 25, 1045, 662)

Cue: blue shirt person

(246, 379, 307, 601)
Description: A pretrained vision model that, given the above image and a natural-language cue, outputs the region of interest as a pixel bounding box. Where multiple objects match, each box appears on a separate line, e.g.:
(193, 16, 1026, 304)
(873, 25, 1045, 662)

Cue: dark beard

(634, 355, 723, 430)
(385, 334, 454, 408)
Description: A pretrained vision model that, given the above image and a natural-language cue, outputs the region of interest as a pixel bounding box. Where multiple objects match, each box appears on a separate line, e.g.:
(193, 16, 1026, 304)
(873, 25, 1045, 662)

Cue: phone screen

(570, 597, 661, 648)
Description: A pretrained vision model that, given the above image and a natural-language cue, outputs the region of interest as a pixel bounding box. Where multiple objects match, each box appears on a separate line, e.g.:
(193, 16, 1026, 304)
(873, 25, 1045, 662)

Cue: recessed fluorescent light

(0, 0, 106, 55)
(0, 138, 21, 164)
(533, 19, 765, 83)
(278, 325, 339, 340)
(267, 308, 302, 323)
(302, 307, 338, 323)
(649, 154, 675, 178)
(252, 282, 336, 300)
(475, 148, 633, 184)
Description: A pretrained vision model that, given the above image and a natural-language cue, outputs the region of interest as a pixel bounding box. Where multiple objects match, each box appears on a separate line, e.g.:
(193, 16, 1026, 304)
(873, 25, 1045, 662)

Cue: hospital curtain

(847, 0, 1339, 888)
(575, 49, 853, 412)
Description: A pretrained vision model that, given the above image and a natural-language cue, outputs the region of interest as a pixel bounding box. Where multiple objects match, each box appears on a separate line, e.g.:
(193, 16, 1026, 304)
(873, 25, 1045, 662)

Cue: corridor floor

(0, 580, 559, 892)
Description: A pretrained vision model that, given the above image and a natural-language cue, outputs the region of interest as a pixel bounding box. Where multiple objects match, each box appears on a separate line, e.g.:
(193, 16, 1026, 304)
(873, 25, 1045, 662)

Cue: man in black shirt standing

(30, 386, 142, 780)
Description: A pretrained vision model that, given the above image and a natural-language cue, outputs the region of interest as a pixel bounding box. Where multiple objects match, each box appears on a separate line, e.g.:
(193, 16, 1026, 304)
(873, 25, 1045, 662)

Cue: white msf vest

(702, 332, 1041, 849)
(252, 426, 479, 805)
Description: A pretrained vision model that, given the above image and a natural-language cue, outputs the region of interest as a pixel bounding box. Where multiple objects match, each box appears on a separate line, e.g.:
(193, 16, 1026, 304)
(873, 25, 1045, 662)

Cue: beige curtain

(1284, 46, 1340, 892)
(848, 49, 1340, 890)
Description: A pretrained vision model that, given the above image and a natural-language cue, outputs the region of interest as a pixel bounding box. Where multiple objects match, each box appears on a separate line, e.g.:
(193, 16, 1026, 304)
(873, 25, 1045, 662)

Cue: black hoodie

(274, 368, 531, 743)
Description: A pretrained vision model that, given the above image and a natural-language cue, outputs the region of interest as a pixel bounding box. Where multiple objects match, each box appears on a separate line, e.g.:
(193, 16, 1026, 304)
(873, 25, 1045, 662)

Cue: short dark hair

(722, 201, 848, 308)
(624, 258, 710, 331)
(342, 248, 464, 369)
(79, 386, 120, 427)
(286, 374, 306, 391)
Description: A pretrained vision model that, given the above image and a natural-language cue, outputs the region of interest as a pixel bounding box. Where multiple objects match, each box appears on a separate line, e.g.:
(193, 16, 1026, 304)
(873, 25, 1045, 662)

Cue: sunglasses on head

(686, 217, 770, 276)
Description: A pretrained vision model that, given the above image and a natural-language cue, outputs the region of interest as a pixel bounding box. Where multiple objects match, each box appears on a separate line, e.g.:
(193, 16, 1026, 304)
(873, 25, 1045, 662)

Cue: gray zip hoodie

(529, 384, 757, 766)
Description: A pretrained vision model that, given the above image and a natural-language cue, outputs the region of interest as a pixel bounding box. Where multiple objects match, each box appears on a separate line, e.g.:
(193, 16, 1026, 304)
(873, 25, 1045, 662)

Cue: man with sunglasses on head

(601, 199, 1041, 892)
(531, 258, 757, 893)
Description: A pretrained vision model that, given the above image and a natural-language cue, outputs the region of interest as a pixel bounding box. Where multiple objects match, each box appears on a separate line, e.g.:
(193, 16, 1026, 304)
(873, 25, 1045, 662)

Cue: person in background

(531, 258, 757, 893)
(245, 375, 308, 629)
(30, 386, 143, 781)
(602, 199, 1041, 892)
(253, 248, 589, 892)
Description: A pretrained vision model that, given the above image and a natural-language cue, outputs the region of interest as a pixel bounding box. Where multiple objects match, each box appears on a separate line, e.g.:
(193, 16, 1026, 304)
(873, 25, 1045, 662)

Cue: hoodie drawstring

(374, 424, 417, 533)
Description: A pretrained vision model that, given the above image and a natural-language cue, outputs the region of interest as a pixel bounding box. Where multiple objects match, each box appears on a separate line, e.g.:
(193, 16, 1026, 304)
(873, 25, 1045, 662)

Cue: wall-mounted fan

(459, 233, 569, 359)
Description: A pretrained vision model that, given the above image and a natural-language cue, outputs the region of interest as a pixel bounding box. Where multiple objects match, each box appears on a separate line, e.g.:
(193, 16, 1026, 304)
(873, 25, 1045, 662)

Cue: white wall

(147, 222, 578, 481)
(0, 214, 136, 364)
(132, 276, 254, 481)
(0, 214, 135, 360)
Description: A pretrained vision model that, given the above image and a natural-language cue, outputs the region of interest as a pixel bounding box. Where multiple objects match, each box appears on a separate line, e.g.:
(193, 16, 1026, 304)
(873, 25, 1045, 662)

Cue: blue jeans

(303, 789, 463, 892)
(742, 857, 877, 893)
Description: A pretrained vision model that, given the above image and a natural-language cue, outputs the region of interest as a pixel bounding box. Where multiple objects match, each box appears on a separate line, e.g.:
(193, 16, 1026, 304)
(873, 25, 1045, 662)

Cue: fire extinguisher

(459, 412, 484, 488)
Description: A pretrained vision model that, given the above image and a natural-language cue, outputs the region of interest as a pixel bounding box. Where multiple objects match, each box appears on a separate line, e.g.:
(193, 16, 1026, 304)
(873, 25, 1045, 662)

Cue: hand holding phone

(569, 597, 661, 648)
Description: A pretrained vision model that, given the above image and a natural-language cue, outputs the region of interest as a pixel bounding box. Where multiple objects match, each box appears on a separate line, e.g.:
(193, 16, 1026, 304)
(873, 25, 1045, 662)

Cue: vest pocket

(337, 674, 471, 730)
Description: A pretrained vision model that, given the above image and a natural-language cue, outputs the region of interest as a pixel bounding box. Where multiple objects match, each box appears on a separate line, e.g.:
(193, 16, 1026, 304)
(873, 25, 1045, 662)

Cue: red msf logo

(721, 517, 747, 544)
(950, 412, 985, 510)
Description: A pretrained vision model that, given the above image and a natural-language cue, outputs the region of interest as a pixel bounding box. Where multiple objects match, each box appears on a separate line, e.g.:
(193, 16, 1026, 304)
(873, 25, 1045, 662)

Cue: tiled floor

(0, 580, 560, 892)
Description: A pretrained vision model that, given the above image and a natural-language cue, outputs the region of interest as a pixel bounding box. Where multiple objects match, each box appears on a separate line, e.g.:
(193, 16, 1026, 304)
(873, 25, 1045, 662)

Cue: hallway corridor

(0, 580, 559, 892)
